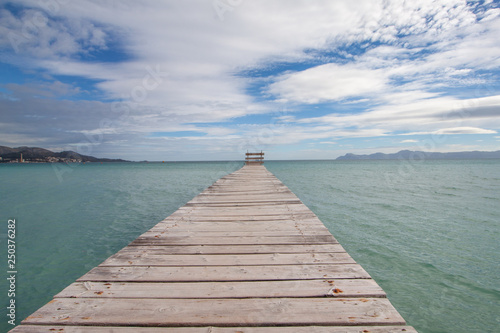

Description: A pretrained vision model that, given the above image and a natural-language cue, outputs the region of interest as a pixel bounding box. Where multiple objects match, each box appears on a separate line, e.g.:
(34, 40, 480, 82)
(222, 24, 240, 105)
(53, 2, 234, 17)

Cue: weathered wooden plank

(77, 264, 370, 282)
(100, 252, 355, 266)
(213, 176, 281, 180)
(184, 201, 304, 207)
(144, 229, 331, 236)
(10, 326, 418, 333)
(195, 191, 295, 195)
(166, 211, 318, 218)
(156, 210, 316, 218)
(148, 220, 331, 232)
(22, 297, 406, 326)
(190, 192, 299, 198)
(203, 188, 291, 194)
(140, 229, 333, 237)
(159, 218, 320, 224)
(175, 205, 313, 212)
(131, 235, 338, 245)
(188, 195, 302, 202)
(212, 183, 283, 186)
(177, 202, 311, 209)
(214, 176, 279, 180)
(56, 279, 386, 299)
(194, 191, 296, 197)
(120, 244, 346, 254)
(159, 213, 318, 222)
(143, 221, 331, 233)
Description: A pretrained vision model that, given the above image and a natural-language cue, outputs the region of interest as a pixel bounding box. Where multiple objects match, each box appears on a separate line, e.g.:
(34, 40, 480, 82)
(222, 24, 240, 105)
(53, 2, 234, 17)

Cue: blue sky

(1, 0, 499, 161)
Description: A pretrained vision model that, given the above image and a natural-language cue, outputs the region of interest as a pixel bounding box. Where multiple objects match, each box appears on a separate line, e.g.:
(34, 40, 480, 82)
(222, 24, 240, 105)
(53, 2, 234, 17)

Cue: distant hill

(336, 149, 500, 160)
(0, 146, 129, 163)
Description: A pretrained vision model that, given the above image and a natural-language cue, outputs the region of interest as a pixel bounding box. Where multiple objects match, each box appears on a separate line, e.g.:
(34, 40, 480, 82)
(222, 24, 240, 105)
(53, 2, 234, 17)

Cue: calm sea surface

(1, 160, 499, 332)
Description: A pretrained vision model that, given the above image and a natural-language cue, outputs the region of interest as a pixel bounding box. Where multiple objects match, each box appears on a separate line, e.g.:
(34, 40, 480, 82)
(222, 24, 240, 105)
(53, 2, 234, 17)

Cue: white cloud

(291, 93, 500, 143)
(268, 63, 388, 104)
(401, 139, 418, 143)
(4, 0, 498, 114)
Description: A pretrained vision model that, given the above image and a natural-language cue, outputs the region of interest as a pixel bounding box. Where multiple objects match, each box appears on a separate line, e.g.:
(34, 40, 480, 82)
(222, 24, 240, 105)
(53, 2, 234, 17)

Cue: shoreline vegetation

(0, 146, 129, 164)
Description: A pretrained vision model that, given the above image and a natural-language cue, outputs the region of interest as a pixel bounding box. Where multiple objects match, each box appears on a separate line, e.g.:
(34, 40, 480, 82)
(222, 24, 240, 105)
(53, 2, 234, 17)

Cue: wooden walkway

(12, 165, 416, 332)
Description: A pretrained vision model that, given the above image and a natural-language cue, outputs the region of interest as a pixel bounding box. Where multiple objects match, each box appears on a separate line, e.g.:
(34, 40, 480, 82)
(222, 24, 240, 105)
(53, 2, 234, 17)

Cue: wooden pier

(12, 164, 416, 332)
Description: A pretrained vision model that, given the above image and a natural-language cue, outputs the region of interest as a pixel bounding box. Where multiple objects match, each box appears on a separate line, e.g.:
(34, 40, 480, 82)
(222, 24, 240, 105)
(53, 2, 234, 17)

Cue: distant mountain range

(336, 149, 500, 160)
(0, 146, 128, 163)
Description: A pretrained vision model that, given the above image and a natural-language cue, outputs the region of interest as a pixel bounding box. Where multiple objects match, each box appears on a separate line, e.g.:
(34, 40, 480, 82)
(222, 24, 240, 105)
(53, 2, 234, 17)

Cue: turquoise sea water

(1, 160, 499, 332)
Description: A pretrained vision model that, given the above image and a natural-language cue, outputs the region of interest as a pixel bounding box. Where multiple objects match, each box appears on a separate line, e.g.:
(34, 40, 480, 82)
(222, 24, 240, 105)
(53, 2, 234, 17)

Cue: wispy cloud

(403, 127, 497, 135)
